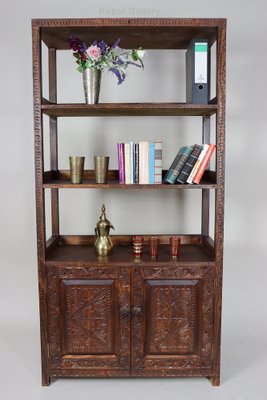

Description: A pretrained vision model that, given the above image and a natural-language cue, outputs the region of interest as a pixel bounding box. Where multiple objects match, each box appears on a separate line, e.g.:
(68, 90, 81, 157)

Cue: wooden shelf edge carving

(41, 102, 218, 117)
(43, 170, 216, 189)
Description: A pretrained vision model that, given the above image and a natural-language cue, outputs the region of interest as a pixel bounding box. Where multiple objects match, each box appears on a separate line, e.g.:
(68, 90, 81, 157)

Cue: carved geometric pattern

(62, 280, 114, 355)
(47, 266, 130, 370)
(50, 367, 213, 378)
(146, 281, 198, 355)
(132, 266, 214, 371)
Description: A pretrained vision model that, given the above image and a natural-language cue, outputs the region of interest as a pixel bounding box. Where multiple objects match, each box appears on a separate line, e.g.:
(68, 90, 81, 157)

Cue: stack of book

(117, 141, 162, 184)
(164, 143, 216, 184)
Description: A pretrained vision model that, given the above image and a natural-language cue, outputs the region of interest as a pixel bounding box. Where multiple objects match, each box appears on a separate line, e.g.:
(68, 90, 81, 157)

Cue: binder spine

(186, 39, 209, 104)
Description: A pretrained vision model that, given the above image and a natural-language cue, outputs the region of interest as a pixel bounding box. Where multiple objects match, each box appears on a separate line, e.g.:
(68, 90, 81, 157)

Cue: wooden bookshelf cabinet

(32, 18, 226, 386)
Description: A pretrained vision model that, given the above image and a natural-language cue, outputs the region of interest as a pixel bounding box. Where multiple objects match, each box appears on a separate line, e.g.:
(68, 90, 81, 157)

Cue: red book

(193, 144, 216, 184)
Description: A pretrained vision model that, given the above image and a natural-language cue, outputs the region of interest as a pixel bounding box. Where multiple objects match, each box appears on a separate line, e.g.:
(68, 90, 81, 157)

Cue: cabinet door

(47, 266, 130, 371)
(132, 266, 214, 374)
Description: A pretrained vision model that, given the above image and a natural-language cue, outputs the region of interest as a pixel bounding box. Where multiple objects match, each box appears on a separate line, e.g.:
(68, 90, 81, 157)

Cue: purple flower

(68, 35, 87, 53)
(110, 67, 125, 84)
(97, 40, 108, 55)
(114, 58, 124, 66)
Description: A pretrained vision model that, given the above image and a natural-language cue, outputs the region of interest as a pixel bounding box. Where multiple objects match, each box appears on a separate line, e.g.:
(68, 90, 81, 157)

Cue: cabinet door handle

(132, 305, 143, 316)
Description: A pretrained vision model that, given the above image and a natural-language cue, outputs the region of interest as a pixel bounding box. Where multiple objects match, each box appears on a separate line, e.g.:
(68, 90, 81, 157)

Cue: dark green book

(164, 146, 193, 184)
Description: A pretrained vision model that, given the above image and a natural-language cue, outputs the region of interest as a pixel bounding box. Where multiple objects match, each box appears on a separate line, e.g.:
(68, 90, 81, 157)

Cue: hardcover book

(139, 141, 149, 184)
(130, 141, 134, 184)
(164, 146, 193, 184)
(117, 143, 125, 184)
(154, 140, 162, 184)
(124, 143, 131, 184)
(193, 144, 216, 184)
(134, 143, 139, 183)
(187, 144, 209, 183)
(149, 142, 155, 184)
(177, 144, 203, 183)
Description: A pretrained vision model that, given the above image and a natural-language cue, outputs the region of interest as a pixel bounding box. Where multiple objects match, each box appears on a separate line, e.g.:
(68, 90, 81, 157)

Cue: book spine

(173, 146, 193, 183)
(176, 144, 203, 183)
(193, 144, 216, 184)
(149, 142, 155, 184)
(139, 141, 149, 184)
(130, 141, 134, 184)
(164, 146, 186, 184)
(124, 143, 131, 184)
(154, 140, 162, 184)
(187, 144, 209, 183)
(134, 143, 139, 183)
(117, 143, 125, 184)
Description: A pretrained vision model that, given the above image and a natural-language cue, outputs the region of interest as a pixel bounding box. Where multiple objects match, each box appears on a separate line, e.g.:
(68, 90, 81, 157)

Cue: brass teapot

(94, 204, 114, 256)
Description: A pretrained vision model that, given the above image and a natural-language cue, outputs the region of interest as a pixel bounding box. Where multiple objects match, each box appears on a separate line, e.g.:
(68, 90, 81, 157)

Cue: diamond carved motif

(147, 282, 198, 355)
(63, 281, 114, 355)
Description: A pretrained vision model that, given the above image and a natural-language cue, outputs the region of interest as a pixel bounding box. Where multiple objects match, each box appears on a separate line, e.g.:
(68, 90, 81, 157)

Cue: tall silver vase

(82, 69, 101, 104)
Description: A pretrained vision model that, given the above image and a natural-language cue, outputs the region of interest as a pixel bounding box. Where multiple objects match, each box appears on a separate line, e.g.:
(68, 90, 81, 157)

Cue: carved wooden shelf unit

(32, 18, 226, 386)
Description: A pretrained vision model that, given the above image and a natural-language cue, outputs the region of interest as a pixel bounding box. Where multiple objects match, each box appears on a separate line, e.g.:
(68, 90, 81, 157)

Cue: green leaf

(131, 50, 138, 61)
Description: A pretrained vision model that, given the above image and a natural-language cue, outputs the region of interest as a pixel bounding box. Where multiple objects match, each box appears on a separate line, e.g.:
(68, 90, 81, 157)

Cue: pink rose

(88, 45, 101, 61)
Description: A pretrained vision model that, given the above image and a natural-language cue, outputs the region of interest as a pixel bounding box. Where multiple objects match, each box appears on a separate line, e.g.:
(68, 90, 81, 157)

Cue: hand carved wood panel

(62, 279, 115, 355)
(145, 280, 199, 355)
(47, 266, 130, 370)
(132, 266, 214, 371)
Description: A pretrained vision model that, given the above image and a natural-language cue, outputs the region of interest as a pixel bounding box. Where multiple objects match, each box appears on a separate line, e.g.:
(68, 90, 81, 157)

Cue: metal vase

(82, 68, 101, 104)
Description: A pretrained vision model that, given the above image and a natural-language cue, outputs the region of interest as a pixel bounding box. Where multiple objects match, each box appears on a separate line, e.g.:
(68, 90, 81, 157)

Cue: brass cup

(94, 156, 109, 184)
(69, 156, 85, 184)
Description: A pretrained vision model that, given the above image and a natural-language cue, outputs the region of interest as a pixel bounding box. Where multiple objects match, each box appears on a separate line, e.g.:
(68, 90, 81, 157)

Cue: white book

(124, 143, 131, 184)
(187, 144, 209, 184)
(130, 141, 134, 184)
(139, 141, 149, 184)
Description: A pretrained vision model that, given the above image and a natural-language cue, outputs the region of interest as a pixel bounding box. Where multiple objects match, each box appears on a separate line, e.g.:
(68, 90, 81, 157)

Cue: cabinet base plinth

(50, 369, 213, 379)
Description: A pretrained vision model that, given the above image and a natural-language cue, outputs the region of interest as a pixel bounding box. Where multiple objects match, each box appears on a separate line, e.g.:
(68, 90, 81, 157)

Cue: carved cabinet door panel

(47, 266, 130, 371)
(131, 266, 214, 373)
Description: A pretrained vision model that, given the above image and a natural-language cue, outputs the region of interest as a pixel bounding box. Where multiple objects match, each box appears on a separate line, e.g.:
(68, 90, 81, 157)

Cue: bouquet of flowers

(68, 36, 145, 85)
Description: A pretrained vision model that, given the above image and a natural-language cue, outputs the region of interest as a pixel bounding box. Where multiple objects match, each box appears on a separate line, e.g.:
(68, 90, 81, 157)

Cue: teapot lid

(96, 204, 111, 228)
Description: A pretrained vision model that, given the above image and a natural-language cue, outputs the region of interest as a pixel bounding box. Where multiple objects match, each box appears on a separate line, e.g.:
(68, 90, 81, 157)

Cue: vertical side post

(49, 48, 59, 236)
(201, 115, 211, 236)
(32, 22, 50, 386)
(212, 20, 226, 387)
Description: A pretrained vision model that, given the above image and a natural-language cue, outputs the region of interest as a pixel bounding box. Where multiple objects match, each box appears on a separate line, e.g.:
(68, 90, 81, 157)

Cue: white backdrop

(0, 0, 267, 399)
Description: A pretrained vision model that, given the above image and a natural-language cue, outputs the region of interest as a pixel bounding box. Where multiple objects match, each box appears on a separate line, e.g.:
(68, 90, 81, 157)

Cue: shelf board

(33, 18, 225, 50)
(43, 180, 216, 189)
(46, 234, 215, 265)
(43, 170, 217, 189)
(41, 102, 218, 117)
